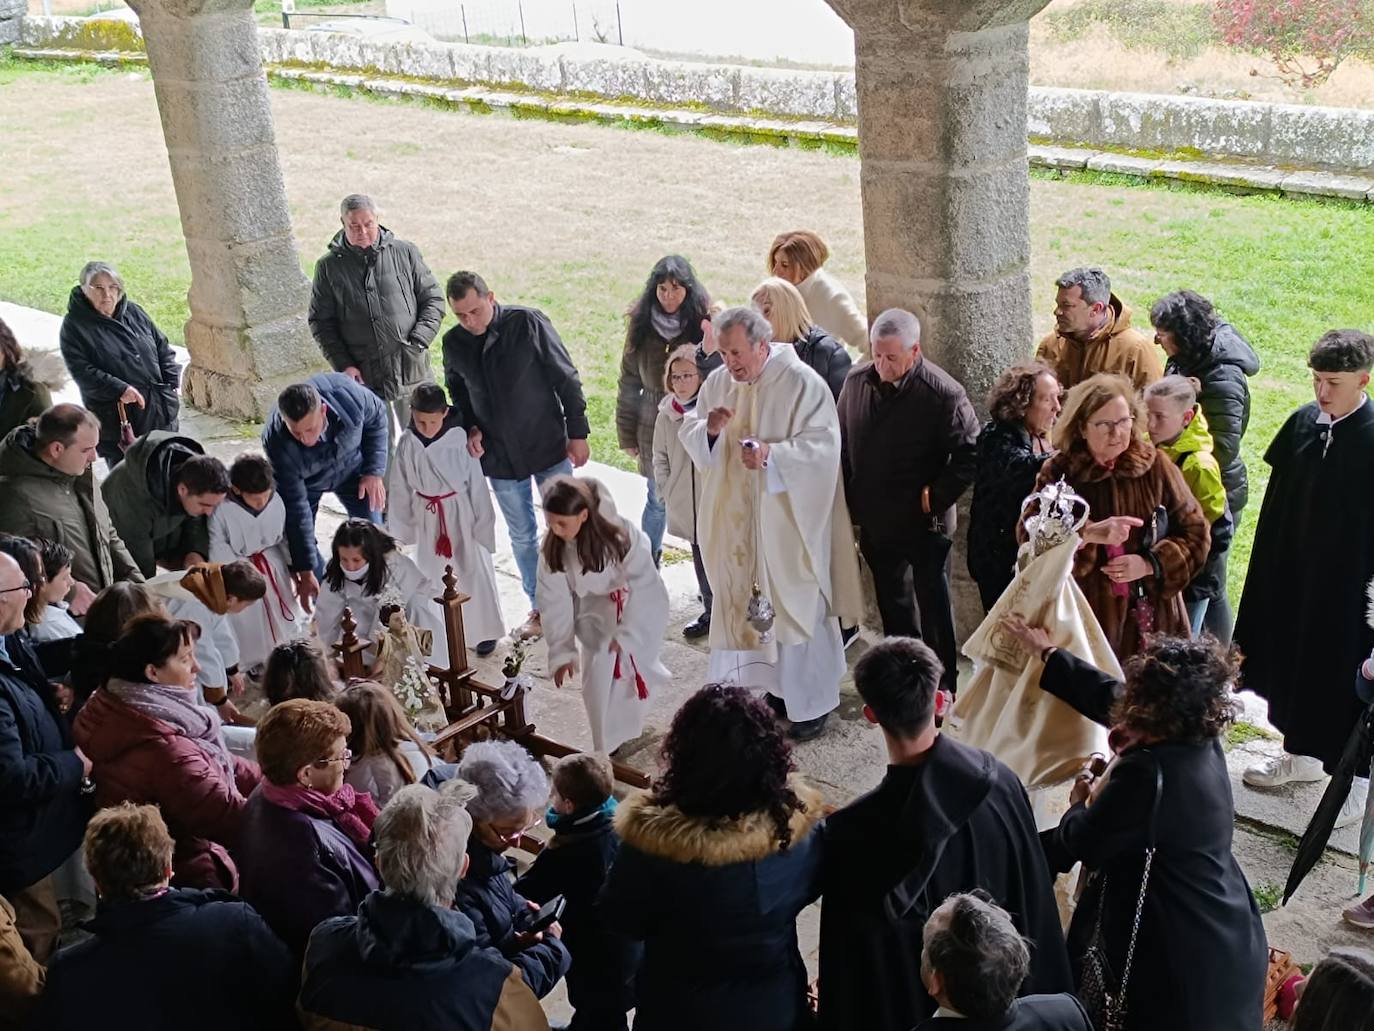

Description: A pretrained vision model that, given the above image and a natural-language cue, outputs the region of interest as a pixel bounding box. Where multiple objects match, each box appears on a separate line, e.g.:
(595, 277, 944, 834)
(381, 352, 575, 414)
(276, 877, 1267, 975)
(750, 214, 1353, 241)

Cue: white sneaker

(1337, 778, 1371, 830)
(1243, 751, 1326, 788)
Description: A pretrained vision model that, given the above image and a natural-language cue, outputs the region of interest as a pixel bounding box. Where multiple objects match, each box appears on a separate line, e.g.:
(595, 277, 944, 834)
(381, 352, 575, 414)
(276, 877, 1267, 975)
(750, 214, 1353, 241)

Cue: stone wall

(18, 15, 1374, 175)
(0, 0, 26, 45)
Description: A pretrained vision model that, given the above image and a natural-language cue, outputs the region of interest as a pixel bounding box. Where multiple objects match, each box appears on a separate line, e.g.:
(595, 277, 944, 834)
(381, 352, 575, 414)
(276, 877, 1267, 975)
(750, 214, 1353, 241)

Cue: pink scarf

(259, 781, 379, 851)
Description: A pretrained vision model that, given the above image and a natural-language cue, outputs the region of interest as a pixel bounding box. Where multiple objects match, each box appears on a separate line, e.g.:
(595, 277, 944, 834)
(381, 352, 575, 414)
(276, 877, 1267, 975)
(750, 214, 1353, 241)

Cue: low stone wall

(17, 15, 1374, 175)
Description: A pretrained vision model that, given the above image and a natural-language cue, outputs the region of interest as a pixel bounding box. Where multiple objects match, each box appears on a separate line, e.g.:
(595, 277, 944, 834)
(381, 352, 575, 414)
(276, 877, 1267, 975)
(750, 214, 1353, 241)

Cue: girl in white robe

(387, 388, 506, 652)
(208, 455, 305, 671)
(536, 476, 670, 755)
(315, 519, 445, 665)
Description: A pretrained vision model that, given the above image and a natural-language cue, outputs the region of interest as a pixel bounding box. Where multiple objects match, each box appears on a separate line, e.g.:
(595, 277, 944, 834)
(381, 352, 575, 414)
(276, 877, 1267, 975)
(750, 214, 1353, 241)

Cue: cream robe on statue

(681, 343, 863, 722)
(315, 551, 445, 664)
(949, 533, 1115, 818)
(537, 493, 670, 754)
(387, 424, 506, 646)
(208, 494, 305, 670)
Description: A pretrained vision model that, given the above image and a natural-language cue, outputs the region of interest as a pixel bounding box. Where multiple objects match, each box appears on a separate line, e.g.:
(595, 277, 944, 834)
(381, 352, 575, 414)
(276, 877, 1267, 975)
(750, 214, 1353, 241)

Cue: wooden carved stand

(334, 565, 649, 790)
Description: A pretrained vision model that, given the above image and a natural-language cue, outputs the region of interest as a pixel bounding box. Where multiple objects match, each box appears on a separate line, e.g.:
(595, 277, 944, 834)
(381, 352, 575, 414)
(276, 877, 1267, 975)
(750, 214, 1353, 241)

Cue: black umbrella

(1283, 701, 1374, 905)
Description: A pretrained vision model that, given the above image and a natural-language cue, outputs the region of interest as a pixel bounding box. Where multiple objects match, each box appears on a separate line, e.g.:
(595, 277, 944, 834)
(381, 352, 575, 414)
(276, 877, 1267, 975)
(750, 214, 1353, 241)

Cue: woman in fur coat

(601, 684, 824, 1031)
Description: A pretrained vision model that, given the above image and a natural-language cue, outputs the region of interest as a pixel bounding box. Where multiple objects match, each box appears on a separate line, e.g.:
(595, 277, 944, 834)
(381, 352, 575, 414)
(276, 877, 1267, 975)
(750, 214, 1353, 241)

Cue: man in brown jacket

(837, 309, 979, 697)
(1036, 267, 1162, 392)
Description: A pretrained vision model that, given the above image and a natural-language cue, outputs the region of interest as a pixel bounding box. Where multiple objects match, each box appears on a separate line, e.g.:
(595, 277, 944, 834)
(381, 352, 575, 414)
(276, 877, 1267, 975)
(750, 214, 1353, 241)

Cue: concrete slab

(1279, 170, 1374, 201)
(1027, 144, 1093, 170)
(1152, 158, 1288, 191)
(1084, 152, 1162, 177)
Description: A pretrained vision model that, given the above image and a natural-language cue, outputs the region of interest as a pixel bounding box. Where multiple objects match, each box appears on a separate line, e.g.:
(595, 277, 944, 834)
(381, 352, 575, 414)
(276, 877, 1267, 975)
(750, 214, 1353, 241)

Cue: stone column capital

(128, 0, 255, 21)
(826, 0, 1052, 35)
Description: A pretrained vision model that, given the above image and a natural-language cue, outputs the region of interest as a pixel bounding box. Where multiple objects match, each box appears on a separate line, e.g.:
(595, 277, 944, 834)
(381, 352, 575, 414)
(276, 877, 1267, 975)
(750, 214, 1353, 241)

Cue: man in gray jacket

(308, 194, 445, 444)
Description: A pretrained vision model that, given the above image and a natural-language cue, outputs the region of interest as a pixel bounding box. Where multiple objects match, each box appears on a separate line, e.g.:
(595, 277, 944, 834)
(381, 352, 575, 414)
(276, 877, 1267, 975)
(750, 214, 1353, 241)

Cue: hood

(124, 432, 205, 511)
(1207, 322, 1261, 376)
(0, 422, 72, 484)
(85, 888, 227, 937)
(73, 684, 175, 762)
(1091, 293, 1134, 340)
(327, 226, 396, 258)
(354, 890, 476, 972)
(657, 392, 696, 421)
(9, 350, 70, 392)
(65, 283, 130, 326)
(1156, 408, 1215, 459)
(614, 776, 824, 866)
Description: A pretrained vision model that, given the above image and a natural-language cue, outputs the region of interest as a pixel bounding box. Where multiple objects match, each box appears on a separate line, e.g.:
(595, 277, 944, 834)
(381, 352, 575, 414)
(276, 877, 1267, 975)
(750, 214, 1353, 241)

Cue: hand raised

(706, 406, 734, 436)
(1083, 515, 1144, 547)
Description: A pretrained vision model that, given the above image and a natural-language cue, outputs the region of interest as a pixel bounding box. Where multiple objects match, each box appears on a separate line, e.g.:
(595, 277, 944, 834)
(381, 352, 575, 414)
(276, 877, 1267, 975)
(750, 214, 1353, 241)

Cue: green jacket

(101, 431, 212, 577)
(1156, 409, 1228, 525)
(0, 423, 142, 590)
(0, 352, 66, 443)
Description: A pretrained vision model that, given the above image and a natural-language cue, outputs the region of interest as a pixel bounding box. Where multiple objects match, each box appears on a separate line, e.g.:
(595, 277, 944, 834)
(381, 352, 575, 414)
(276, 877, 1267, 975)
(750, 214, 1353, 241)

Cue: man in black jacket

(442, 271, 590, 642)
(836, 308, 978, 696)
(308, 195, 445, 446)
(818, 638, 1071, 1031)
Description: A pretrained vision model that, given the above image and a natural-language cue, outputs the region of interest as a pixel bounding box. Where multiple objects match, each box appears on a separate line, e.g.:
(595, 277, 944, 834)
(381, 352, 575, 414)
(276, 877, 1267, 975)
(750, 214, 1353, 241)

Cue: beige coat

(651, 394, 700, 541)
(796, 267, 868, 356)
(1035, 294, 1163, 392)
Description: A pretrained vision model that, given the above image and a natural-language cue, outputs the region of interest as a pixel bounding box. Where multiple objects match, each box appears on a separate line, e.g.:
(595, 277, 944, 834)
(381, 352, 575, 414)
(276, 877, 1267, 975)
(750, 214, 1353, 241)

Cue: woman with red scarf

(234, 699, 380, 954)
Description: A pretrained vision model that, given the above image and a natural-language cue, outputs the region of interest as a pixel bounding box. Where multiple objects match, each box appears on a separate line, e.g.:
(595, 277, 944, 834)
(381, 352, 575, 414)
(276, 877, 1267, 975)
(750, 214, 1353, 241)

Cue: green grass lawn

(2, 55, 1372, 603)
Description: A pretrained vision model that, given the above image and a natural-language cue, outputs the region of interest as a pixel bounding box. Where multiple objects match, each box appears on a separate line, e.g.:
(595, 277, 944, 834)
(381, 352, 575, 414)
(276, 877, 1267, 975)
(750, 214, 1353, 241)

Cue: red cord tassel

(417, 491, 458, 559)
(610, 587, 649, 700)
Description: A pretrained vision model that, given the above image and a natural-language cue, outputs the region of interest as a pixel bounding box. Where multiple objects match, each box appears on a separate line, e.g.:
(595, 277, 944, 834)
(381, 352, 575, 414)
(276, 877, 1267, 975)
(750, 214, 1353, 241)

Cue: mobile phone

(527, 894, 566, 934)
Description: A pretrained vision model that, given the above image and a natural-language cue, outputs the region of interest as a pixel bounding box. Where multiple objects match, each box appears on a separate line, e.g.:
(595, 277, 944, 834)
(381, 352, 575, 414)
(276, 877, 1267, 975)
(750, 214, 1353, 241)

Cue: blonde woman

(750, 277, 851, 400)
(766, 229, 868, 356)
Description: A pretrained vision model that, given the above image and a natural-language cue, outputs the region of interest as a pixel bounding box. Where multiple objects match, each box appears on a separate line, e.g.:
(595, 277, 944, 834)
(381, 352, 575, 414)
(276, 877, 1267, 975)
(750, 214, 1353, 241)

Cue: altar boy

(388, 382, 505, 655)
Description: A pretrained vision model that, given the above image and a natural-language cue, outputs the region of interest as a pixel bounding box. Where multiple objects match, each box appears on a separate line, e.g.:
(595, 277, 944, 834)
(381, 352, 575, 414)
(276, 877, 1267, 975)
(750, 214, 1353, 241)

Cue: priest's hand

(553, 661, 578, 687)
(1082, 515, 1143, 547)
(706, 406, 734, 435)
(359, 474, 387, 512)
(741, 440, 770, 470)
(1103, 553, 1151, 584)
(295, 570, 320, 613)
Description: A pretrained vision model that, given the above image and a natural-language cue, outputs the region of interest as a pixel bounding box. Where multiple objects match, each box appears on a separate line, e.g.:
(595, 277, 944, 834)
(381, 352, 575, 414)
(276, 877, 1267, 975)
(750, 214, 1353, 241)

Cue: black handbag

(1078, 756, 1164, 1031)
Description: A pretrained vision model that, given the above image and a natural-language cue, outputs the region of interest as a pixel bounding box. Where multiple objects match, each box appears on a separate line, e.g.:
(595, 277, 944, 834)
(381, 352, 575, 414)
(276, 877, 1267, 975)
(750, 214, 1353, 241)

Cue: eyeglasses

(669, 373, 699, 383)
(0, 581, 33, 596)
(1087, 416, 1135, 434)
(312, 748, 353, 769)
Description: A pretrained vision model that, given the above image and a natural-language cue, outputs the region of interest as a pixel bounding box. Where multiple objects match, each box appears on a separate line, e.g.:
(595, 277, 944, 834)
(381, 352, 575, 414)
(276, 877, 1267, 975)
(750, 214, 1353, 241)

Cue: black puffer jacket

(308, 227, 445, 401)
(59, 287, 181, 446)
(1164, 322, 1259, 515)
(695, 324, 852, 401)
(966, 419, 1052, 603)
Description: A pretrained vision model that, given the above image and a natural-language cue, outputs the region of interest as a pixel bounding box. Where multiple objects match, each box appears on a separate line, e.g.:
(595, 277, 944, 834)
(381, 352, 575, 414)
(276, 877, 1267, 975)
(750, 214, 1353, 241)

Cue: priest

(680, 306, 863, 740)
(1236, 329, 1374, 823)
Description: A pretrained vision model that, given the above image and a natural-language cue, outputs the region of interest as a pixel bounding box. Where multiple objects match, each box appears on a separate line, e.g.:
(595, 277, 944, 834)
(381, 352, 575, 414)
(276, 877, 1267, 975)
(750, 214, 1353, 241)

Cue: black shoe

(763, 693, 788, 719)
(682, 613, 711, 640)
(475, 639, 498, 657)
(788, 714, 829, 741)
(841, 624, 860, 650)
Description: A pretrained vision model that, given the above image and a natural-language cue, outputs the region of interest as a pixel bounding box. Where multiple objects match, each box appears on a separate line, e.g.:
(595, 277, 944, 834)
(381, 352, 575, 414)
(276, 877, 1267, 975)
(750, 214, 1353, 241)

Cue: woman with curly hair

(601, 683, 825, 1031)
(965, 362, 1062, 611)
(1001, 620, 1267, 1031)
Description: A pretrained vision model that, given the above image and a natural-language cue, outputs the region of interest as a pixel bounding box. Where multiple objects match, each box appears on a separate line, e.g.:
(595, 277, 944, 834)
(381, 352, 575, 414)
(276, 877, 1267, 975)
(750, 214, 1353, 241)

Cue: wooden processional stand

(333, 565, 650, 791)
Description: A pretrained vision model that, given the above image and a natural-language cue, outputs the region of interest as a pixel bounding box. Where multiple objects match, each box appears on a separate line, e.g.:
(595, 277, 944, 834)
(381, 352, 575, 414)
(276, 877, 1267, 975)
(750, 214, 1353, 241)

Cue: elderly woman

(36, 803, 295, 1031)
(73, 615, 260, 891)
(235, 698, 380, 954)
(0, 317, 66, 442)
(966, 362, 1062, 611)
(1003, 621, 1267, 1031)
(616, 255, 713, 564)
(601, 684, 825, 1031)
(58, 261, 181, 467)
(749, 277, 851, 399)
(1022, 373, 1209, 662)
(300, 780, 568, 1028)
(767, 229, 868, 355)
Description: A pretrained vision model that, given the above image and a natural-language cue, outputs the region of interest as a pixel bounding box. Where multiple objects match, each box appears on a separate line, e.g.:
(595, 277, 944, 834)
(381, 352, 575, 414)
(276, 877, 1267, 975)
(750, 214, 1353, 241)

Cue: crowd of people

(0, 193, 1373, 1029)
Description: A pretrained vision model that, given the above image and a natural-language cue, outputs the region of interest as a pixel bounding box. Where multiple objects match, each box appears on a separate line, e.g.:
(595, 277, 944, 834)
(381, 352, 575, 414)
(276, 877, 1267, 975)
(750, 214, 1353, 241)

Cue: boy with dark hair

(208, 452, 305, 671)
(818, 637, 1070, 1031)
(515, 753, 640, 1031)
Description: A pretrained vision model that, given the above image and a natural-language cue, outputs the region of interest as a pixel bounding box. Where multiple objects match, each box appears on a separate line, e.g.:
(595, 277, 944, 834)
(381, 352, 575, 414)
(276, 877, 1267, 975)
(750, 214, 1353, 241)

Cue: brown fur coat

(1027, 438, 1209, 661)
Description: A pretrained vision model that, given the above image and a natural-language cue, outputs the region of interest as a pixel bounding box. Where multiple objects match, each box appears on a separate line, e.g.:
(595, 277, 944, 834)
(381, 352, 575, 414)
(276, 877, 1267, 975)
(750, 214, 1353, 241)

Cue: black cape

(817, 735, 1072, 1031)
(1234, 398, 1374, 768)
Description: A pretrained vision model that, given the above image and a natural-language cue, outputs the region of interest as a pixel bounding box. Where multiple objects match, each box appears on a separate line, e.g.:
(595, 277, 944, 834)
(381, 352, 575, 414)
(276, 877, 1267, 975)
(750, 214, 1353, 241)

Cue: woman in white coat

(766, 229, 868, 357)
(537, 476, 670, 755)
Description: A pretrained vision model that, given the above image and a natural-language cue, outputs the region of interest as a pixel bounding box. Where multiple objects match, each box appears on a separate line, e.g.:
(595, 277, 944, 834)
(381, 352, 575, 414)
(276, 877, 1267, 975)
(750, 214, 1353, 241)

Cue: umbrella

(1283, 701, 1374, 905)
(116, 400, 136, 452)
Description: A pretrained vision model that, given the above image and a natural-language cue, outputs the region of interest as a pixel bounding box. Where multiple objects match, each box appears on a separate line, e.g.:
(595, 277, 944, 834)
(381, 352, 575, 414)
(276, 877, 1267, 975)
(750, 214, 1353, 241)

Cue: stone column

(827, 0, 1052, 639)
(0, 0, 25, 44)
(128, 0, 321, 419)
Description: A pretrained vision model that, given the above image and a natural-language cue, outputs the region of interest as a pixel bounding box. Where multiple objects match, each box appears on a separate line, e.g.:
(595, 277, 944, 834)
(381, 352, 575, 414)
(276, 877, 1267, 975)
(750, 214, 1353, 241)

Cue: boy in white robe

(537, 476, 670, 755)
(387, 383, 505, 657)
(680, 307, 863, 741)
(208, 453, 305, 671)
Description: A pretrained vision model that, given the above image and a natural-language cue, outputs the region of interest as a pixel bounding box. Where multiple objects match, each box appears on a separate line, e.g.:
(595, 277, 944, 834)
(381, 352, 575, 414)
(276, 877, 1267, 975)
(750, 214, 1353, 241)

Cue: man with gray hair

(836, 308, 978, 699)
(916, 892, 1090, 1029)
(1036, 265, 1161, 391)
(681, 306, 864, 740)
(298, 780, 564, 1029)
(308, 194, 445, 445)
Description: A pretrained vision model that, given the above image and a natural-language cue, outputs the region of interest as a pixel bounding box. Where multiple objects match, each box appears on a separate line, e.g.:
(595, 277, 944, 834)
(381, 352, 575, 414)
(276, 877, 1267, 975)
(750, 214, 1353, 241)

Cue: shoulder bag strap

(1113, 755, 1164, 1021)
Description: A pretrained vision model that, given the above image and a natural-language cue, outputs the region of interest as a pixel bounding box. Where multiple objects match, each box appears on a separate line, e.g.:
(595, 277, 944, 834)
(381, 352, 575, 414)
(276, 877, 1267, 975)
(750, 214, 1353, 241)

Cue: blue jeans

(642, 476, 666, 565)
(490, 459, 574, 608)
(1188, 598, 1209, 637)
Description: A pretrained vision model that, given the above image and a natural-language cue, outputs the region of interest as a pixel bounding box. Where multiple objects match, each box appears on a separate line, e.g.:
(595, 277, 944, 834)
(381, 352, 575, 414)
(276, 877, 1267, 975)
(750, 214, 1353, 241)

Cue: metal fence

(388, 0, 628, 47)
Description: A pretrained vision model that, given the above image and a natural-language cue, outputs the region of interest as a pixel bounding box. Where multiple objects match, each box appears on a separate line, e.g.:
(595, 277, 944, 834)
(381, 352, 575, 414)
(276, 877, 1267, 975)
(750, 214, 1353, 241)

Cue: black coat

(1164, 322, 1258, 516)
(442, 303, 590, 481)
(1234, 399, 1374, 768)
(1039, 649, 1267, 1031)
(37, 888, 295, 1030)
(0, 633, 88, 894)
(514, 806, 640, 1019)
(914, 994, 1093, 1031)
(301, 890, 553, 1031)
(695, 326, 852, 401)
(817, 737, 1071, 1031)
(966, 419, 1052, 607)
(58, 286, 181, 446)
(453, 838, 572, 999)
(600, 780, 826, 1031)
